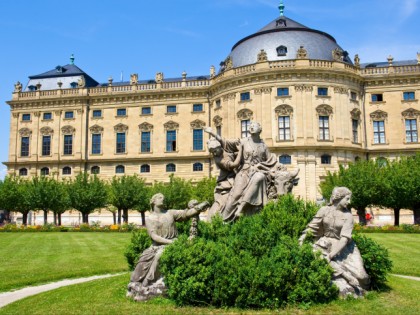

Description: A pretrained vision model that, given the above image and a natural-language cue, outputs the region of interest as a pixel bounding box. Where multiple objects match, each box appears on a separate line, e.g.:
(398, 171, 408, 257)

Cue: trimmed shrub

(124, 228, 152, 270)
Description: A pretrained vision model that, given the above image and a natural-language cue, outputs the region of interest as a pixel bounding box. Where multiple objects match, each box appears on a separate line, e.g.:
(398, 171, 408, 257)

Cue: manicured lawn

(360, 233, 420, 277)
(0, 233, 131, 292)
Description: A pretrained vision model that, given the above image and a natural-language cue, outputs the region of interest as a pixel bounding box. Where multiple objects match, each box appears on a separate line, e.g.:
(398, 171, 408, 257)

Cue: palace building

(4, 5, 420, 202)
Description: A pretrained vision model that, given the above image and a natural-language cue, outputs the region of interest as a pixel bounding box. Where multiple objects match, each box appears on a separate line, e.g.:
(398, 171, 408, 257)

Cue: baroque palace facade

(5, 11, 420, 202)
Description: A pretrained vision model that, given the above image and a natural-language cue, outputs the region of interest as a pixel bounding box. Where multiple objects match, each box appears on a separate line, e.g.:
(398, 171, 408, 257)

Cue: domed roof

(228, 15, 352, 68)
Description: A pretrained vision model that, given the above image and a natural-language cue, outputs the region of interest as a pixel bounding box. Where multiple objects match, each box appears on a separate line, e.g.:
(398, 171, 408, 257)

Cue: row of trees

(0, 173, 216, 226)
(320, 154, 420, 226)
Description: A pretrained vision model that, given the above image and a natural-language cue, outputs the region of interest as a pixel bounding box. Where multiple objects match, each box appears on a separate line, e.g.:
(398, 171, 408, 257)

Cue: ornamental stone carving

(155, 72, 164, 83)
(210, 66, 216, 78)
(213, 115, 223, 127)
(237, 109, 253, 120)
(61, 125, 76, 135)
(12, 113, 19, 118)
(190, 119, 206, 129)
(34, 112, 41, 117)
(14, 81, 22, 93)
(275, 104, 294, 116)
(55, 110, 62, 116)
(402, 108, 420, 119)
(294, 85, 313, 92)
(350, 108, 362, 120)
(77, 76, 86, 88)
(114, 123, 129, 132)
(164, 120, 179, 130)
(257, 49, 268, 63)
(19, 128, 32, 137)
(130, 73, 139, 85)
(139, 122, 154, 132)
(90, 124, 104, 134)
(370, 110, 388, 121)
(332, 48, 344, 61)
(222, 93, 236, 101)
(254, 87, 272, 95)
(316, 105, 333, 116)
(224, 56, 233, 70)
(296, 46, 308, 59)
(40, 126, 54, 136)
(354, 54, 360, 67)
(77, 109, 84, 114)
(334, 87, 348, 94)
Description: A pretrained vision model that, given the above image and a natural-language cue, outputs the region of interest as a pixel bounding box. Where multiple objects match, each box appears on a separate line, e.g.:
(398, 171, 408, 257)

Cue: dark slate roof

(100, 75, 210, 86)
(29, 64, 99, 87)
(361, 60, 418, 68)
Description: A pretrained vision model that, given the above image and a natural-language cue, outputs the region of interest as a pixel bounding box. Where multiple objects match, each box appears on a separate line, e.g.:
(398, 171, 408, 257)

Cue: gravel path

(391, 274, 420, 281)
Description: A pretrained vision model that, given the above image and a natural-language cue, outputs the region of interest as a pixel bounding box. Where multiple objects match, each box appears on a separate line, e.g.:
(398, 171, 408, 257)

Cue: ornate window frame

(90, 124, 104, 155)
(402, 108, 420, 144)
(370, 110, 388, 145)
(19, 127, 32, 158)
(139, 122, 154, 153)
(275, 104, 294, 142)
(114, 123, 128, 154)
(164, 121, 179, 153)
(316, 105, 333, 142)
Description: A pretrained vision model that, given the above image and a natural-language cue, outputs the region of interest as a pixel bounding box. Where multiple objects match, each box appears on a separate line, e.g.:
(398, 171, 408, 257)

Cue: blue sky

(0, 0, 419, 179)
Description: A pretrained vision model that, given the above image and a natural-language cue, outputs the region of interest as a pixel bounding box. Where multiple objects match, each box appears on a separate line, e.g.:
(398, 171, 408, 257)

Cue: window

(321, 154, 331, 165)
(117, 108, 127, 116)
(350, 91, 357, 101)
(318, 87, 328, 96)
(216, 125, 222, 136)
(276, 45, 288, 56)
(42, 136, 51, 156)
(371, 94, 383, 102)
(141, 107, 152, 115)
(277, 88, 289, 96)
(70, 82, 78, 89)
(115, 165, 125, 174)
(40, 167, 49, 176)
(166, 163, 176, 172)
(63, 135, 73, 155)
(193, 162, 203, 172)
(215, 100, 221, 108)
(141, 131, 151, 153)
(19, 168, 28, 176)
(373, 121, 386, 144)
(403, 92, 415, 101)
(64, 111, 74, 119)
(92, 134, 101, 154)
(241, 120, 250, 138)
(116, 133, 126, 153)
(279, 154, 291, 165)
(28, 85, 36, 91)
(193, 129, 203, 151)
(193, 104, 203, 112)
(319, 116, 330, 140)
(405, 119, 418, 143)
(22, 114, 31, 121)
(166, 105, 177, 113)
(278, 116, 291, 140)
(166, 130, 177, 152)
(352, 119, 359, 143)
(92, 110, 102, 118)
(140, 164, 150, 173)
(91, 166, 100, 174)
(62, 166, 72, 175)
(21, 137, 30, 157)
(43, 112, 52, 120)
(240, 92, 251, 101)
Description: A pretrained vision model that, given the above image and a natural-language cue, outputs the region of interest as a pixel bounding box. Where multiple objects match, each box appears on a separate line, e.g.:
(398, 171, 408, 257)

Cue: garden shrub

(124, 228, 152, 270)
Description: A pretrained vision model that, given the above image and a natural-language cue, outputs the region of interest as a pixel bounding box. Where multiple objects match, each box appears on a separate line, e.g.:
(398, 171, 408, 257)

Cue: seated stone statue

(299, 187, 370, 297)
(127, 193, 209, 301)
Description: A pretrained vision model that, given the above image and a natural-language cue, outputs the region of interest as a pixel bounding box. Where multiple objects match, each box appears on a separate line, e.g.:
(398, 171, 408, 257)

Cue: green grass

(0, 274, 419, 315)
(0, 233, 131, 292)
(360, 233, 420, 277)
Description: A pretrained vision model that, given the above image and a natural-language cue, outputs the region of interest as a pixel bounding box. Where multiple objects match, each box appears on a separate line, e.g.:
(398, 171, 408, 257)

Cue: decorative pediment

(296, 46, 308, 59)
(350, 108, 361, 120)
(90, 124, 104, 134)
(213, 115, 223, 127)
(164, 120, 179, 130)
(257, 49, 268, 62)
(190, 119, 206, 129)
(294, 85, 313, 92)
(370, 110, 388, 121)
(402, 108, 420, 119)
(114, 123, 128, 133)
(237, 109, 253, 120)
(275, 105, 293, 116)
(316, 105, 333, 116)
(19, 128, 32, 137)
(40, 126, 54, 136)
(139, 122, 154, 132)
(61, 125, 75, 135)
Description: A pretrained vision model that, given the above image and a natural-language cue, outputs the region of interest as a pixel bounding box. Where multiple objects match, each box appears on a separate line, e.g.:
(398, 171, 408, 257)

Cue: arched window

(91, 166, 100, 175)
(62, 166, 72, 175)
(321, 154, 331, 165)
(140, 164, 150, 173)
(279, 154, 292, 165)
(19, 168, 28, 176)
(115, 165, 125, 174)
(40, 167, 50, 176)
(193, 162, 203, 172)
(166, 163, 176, 172)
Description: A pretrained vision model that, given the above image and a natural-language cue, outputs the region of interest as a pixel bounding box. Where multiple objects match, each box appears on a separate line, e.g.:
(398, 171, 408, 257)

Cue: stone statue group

(127, 122, 369, 301)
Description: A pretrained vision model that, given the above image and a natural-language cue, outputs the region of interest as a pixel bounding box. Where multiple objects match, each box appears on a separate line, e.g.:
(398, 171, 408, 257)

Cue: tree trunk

(53, 212, 57, 225)
(22, 212, 28, 226)
(123, 209, 128, 224)
(112, 212, 116, 225)
(58, 213, 62, 226)
(117, 209, 122, 225)
(394, 208, 400, 226)
(82, 213, 89, 224)
(141, 211, 146, 226)
(414, 207, 420, 225)
(43, 210, 48, 225)
(357, 207, 367, 226)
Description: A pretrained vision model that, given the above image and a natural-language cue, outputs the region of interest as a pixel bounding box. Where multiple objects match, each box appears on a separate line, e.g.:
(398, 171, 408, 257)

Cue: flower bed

(354, 224, 420, 233)
(0, 223, 143, 232)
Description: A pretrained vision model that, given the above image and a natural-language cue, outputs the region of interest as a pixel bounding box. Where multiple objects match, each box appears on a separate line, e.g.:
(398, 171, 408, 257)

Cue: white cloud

(400, 0, 418, 19)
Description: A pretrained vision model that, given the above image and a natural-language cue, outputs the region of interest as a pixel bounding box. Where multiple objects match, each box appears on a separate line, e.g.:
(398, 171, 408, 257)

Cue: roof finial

(70, 54, 75, 65)
(279, 0, 285, 16)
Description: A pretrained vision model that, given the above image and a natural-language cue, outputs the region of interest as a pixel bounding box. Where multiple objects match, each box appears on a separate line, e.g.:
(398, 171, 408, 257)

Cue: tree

(402, 154, 420, 224)
(67, 173, 108, 224)
(151, 174, 193, 209)
(192, 176, 217, 205)
(0, 176, 33, 225)
(108, 175, 149, 224)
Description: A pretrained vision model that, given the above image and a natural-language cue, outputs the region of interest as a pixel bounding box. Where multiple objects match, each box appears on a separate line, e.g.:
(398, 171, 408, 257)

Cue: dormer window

(28, 85, 37, 91)
(276, 18, 287, 27)
(56, 66, 63, 73)
(276, 45, 288, 56)
(70, 82, 78, 89)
